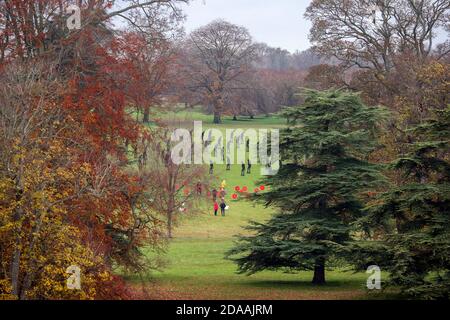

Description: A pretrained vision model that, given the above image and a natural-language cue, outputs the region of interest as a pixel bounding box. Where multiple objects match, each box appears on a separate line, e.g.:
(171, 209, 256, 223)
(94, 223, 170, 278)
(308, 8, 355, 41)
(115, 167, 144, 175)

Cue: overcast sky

(181, 0, 313, 53)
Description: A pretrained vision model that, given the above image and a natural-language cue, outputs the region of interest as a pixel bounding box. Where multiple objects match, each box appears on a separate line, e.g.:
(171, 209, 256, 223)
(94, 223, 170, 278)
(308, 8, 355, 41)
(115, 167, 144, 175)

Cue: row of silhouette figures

(209, 159, 253, 176)
(201, 130, 275, 176)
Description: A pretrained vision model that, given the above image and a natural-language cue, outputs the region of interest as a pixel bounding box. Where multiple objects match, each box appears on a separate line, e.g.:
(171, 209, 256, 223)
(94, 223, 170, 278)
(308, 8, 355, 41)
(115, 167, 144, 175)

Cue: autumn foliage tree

(306, 0, 449, 115)
(304, 64, 348, 91)
(117, 32, 178, 123)
(350, 106, 450, 299)
(305, 0, 449, 167)
(246, 69, 306, 116)
(0, 0, 189, 300)
(304, 0, 450, 299)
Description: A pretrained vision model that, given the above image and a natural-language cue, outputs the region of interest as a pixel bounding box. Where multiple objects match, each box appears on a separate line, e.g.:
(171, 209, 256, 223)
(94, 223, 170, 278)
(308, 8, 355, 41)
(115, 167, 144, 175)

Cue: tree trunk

(213, 89, 223, 124)
(167, 193, 175, 239)
(11, 213, 22, 297)
(10, 240, 21, 297)
(143, 106, 150, 123)
(167, 210, 173, 239)
(167, 216, 173, 239)
(213, 112, 221, 124)
(11, 168, 24, 298)
(312, 258, 326, 285)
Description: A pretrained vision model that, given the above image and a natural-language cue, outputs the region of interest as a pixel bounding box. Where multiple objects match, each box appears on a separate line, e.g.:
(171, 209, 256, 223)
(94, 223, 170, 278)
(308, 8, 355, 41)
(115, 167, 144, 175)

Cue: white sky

(181, 0, 313, 53)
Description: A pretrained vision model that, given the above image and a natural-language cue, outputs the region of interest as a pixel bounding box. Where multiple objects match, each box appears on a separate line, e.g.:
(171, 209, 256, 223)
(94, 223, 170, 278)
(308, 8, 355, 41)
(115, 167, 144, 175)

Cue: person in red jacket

(213, 202, 219, 216)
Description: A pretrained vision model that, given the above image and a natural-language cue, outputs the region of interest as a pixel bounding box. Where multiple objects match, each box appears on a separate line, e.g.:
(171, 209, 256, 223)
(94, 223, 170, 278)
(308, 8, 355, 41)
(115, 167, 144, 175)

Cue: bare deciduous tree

(306, 0, 450, 92)
(180, 20, 258, 123)
(0, 0, 189, 63)
(136, 127, 209, 239)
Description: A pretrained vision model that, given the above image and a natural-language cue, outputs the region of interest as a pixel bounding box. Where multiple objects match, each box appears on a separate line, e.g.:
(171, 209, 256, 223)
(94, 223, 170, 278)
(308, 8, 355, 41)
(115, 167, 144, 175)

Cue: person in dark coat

(220, 199, 227, 217)
(241, 163, 246, 176)
(247, 159, 252, 174)
(226, 156, 231, 171)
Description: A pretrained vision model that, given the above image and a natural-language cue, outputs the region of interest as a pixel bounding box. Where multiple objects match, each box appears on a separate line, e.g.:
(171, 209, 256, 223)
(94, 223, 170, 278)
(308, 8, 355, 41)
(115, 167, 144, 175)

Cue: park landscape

(125, 109, 390, 300)
(0, 0, 449, 301)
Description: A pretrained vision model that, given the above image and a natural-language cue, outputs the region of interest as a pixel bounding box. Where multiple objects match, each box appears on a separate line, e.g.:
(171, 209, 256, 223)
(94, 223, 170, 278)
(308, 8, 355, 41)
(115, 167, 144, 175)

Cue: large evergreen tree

(227, 89, 387, 284)
(355, 106, 450, 299)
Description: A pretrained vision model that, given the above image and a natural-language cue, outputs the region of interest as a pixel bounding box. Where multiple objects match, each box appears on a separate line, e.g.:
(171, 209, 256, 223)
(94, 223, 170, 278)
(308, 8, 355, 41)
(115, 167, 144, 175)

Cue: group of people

(211, 180, 228, 217)
(209, 159, 252, 176)
(213, 199, 227, 217)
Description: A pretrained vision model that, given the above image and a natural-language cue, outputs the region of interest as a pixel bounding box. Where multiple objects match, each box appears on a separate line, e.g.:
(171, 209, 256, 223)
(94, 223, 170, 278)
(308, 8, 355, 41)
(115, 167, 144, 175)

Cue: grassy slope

(129, 108, 390, 300)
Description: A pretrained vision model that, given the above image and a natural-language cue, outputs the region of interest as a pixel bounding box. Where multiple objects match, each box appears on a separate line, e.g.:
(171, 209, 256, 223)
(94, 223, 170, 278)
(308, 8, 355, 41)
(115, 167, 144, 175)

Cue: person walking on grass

(219, 187, 227, 199)
(212, 188, 218, 202)
(220, 199, 227, 217)
(213, 201, 219, 216)
(241, 162, 246, 176)
(247, 159, 252, 174)
(226, 156, 231, 171)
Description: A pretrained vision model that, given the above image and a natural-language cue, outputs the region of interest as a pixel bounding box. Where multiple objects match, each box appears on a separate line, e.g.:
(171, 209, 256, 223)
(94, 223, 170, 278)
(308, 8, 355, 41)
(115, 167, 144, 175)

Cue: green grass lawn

(138, 239, 387, 300)
(127, 108, 394, 300)
(133, 105, 287, 129)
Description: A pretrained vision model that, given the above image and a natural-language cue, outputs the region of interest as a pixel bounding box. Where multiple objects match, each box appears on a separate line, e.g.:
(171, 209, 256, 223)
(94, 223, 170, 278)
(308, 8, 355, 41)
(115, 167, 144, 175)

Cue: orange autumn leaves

(0, 27, 169, 301)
